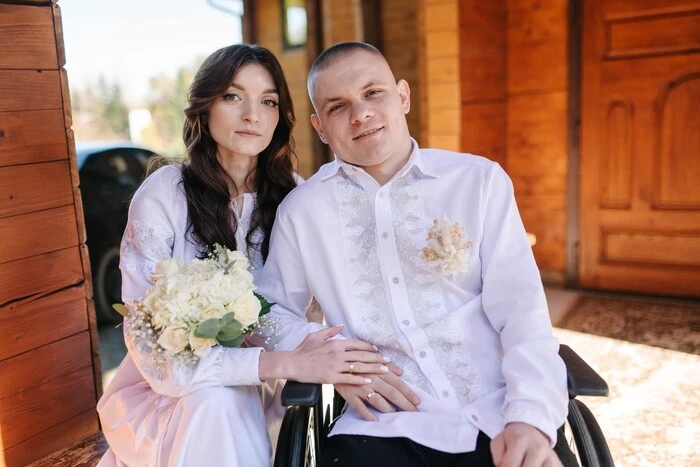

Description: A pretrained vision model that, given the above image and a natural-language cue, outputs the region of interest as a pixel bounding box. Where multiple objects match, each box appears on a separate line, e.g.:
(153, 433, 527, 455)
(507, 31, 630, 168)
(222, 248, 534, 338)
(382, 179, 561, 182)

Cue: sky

(61, 0, 244, 104)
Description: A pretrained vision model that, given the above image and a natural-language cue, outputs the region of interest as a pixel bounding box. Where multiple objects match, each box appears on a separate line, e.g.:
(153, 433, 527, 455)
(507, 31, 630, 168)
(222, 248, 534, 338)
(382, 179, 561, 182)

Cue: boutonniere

(422, 216, 472, 276)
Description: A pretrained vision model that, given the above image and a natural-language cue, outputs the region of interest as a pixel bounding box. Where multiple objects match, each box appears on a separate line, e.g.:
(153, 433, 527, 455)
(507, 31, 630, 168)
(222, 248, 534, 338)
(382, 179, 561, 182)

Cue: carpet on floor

(557, 295, 700, 355)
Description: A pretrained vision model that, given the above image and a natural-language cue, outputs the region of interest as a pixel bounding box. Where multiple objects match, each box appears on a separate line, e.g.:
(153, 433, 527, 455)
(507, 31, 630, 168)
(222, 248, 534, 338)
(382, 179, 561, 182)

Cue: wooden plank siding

(252, 0, 318, 177)
(458, 0, 507, 166)
(506, 0, 570, 277)
(419, 0, 461, 150)
(0, 1, 101, 465)
(381, 0, 422, 144)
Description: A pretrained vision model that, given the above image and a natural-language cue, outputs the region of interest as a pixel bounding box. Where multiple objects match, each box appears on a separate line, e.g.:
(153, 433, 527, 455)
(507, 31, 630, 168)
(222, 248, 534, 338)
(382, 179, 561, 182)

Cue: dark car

(77, 141, 155, 324)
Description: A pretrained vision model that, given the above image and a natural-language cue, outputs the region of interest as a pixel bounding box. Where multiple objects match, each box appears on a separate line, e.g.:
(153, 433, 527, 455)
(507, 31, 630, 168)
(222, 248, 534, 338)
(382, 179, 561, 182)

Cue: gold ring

(349, 363, 354, 373)
(367, 391, 376, 400)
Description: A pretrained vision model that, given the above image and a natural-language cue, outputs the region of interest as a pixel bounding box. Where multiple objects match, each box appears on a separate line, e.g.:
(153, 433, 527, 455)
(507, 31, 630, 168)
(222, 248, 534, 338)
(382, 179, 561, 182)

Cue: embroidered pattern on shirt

(334, 175, 433, 395)
(120, 219, 174, 274)
(391, 172, 488, 405)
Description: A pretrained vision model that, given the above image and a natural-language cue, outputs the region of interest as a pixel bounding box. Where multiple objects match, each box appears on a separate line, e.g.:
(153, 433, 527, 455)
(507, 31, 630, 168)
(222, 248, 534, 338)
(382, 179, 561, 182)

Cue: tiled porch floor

(97, 286, 700, 465)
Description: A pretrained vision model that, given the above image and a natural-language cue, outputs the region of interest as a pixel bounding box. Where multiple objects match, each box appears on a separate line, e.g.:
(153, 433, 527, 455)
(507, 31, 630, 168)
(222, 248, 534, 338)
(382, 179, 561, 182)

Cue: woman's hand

(260, 326, 391, 384)
(335, 364, 421, 421)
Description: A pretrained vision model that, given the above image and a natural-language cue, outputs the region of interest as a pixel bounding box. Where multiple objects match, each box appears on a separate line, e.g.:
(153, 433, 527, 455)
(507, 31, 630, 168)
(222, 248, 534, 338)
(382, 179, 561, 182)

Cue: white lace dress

(97, 165, 284, 467)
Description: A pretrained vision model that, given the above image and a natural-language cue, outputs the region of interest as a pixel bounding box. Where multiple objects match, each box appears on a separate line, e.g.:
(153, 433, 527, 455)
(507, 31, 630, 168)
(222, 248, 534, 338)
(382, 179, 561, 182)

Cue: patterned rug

(555, 295, 700, 466)
(557, 295, 700, 355)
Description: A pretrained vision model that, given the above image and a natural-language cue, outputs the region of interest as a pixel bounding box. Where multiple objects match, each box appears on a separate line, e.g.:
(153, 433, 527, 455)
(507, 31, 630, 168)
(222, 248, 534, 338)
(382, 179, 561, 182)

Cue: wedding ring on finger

(367, 391, 376, 401)
(348, 362, 355, 373)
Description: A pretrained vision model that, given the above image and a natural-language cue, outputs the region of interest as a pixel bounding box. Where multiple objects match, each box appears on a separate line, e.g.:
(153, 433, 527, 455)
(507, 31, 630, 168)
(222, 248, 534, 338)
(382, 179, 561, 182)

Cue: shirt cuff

(503, 400, 558, 448)
(220, 347, 264, 386)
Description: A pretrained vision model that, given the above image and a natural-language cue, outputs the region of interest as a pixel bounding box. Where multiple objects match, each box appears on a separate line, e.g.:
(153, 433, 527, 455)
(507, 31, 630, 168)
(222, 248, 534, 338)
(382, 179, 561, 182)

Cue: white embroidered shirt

(256, 140, 568, 453)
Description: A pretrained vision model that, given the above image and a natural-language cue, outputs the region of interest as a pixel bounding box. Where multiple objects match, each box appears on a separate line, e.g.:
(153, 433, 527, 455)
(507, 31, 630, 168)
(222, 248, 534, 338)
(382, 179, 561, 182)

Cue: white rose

(189, 332, 217, 358)
(200, 305, 227, 321)
(157, 326, 189, 354)
(231, 292, 261, 328)
(151, 257, 183, 281)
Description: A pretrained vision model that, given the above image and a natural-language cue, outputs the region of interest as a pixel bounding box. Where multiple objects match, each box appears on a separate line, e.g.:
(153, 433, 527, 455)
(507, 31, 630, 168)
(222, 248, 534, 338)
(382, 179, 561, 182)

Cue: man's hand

(490, 422, 562, 467)
(335, 364, 421, 421)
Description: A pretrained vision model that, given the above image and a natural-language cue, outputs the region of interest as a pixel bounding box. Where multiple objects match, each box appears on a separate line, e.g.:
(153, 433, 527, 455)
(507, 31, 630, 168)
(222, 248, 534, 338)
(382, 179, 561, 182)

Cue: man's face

(310, 50, 412, 180)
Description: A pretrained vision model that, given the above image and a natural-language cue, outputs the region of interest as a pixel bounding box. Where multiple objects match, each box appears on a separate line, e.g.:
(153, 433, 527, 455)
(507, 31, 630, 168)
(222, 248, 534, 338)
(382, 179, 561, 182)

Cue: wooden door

(580, 0, 700, 297)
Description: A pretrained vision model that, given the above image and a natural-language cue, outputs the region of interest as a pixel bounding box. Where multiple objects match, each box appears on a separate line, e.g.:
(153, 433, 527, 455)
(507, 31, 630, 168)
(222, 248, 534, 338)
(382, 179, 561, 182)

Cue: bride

(97, 43, 389, 467)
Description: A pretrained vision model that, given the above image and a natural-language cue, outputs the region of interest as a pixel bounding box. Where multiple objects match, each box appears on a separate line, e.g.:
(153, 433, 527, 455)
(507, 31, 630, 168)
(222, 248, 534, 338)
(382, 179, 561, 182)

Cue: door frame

(566, 0, 583, 287)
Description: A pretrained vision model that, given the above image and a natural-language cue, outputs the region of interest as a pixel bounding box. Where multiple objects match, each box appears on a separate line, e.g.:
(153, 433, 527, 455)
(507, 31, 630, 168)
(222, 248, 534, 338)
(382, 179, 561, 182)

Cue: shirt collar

(319, 138, 439, 182)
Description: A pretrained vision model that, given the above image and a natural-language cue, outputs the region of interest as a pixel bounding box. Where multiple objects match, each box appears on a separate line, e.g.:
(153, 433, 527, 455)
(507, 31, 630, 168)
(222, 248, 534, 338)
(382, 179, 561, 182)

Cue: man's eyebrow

(229, 82, 278, 94)
(320, 81, 384, 107)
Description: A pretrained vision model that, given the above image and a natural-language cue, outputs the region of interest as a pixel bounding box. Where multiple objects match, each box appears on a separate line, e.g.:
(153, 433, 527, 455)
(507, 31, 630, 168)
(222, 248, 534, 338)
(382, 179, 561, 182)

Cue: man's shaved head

(307, 41, 386, 107)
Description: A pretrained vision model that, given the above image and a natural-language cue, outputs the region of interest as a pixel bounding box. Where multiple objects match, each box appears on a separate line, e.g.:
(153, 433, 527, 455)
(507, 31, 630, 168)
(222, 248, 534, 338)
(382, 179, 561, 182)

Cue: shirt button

(402, 319, 410, 326)
(382, 232, 389, 239)
(442, 390, 449, 398)
(392, 277, 399, 284)
(419, 351, 427, 358)
(472, 414, 479, 422)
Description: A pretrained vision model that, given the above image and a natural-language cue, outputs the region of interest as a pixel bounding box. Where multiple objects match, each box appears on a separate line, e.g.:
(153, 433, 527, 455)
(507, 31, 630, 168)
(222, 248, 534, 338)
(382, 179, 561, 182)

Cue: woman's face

(208, 63, 280, 161)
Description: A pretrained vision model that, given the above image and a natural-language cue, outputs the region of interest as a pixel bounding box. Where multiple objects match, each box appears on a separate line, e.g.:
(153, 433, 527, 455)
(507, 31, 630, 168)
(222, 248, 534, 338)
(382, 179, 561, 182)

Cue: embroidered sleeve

(119, 167, 264, 397)
(120, 219, 173, 275)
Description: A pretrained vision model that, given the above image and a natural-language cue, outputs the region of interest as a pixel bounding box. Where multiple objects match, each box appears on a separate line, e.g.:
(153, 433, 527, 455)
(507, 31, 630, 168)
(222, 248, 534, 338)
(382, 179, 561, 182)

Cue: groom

(257, 41, 574, 466)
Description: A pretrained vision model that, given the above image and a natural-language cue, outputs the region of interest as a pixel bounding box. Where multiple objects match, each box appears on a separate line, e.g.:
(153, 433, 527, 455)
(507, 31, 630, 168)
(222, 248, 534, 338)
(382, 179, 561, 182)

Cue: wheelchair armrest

(559, 344, 609, 398)
(281, 381, 322, 407)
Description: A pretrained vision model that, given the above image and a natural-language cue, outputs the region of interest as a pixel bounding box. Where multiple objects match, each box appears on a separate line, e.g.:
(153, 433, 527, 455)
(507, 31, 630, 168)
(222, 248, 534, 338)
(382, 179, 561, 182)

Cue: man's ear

(397, 79, 411, 114)
(310, 114, 327, 144)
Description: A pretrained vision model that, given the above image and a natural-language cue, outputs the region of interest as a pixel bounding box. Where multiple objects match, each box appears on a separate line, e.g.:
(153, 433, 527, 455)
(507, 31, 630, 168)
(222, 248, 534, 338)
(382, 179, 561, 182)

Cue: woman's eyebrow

(229, 82, 278, 94)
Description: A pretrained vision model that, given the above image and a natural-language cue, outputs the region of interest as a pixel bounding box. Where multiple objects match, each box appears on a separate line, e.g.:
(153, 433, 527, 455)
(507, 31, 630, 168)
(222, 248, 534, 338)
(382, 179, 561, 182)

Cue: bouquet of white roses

(114, 244, 276, 367)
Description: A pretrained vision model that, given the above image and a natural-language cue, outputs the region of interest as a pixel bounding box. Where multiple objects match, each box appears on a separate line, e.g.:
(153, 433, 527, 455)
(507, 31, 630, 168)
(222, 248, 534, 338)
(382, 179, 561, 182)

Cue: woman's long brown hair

(181, 43, 297, 260)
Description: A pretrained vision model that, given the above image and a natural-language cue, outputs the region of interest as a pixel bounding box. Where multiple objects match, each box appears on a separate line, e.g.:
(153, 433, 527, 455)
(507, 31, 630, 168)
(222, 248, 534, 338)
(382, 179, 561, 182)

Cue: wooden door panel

(580, 0, 700, 297)
(606, 9, 700, 58)
(656, 74, 700, 208)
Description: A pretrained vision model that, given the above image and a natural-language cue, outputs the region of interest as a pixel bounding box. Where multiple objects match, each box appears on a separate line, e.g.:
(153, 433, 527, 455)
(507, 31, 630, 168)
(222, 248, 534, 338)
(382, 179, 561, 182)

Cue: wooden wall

(381, 0, 422, 143)
(0, 1, 101, 465)
(419, 0, 461, 151)
(506, 0, 569, 279)
(458, 1, 507, 167)
(457, 0, 570, 279)
(248, 1, 317, 178)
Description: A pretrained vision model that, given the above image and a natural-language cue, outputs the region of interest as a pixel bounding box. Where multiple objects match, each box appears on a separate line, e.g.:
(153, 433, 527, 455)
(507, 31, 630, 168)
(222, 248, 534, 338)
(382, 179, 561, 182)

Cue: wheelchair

(274, 345, 614, 467)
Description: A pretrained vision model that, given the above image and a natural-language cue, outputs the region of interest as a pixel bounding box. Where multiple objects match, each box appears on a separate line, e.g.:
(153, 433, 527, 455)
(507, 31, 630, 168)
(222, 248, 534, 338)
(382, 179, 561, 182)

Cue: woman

(97, 44, 388, 467)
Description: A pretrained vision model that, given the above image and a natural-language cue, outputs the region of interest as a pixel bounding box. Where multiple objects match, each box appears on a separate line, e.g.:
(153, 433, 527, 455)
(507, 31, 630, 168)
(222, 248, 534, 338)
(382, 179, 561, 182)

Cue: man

(257, 41, 574, 466)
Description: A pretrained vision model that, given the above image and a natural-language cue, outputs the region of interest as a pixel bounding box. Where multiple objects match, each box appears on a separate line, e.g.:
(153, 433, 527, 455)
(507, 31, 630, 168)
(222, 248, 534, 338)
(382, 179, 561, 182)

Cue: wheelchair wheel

(573, 400, 614, 466)
(567, 399, 614, 467)
(275, 405, 319, 467)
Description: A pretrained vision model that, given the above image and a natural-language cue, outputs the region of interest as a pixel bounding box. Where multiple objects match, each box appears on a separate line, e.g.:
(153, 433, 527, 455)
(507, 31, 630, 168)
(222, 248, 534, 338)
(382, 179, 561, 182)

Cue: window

(282, 0, 307, 48)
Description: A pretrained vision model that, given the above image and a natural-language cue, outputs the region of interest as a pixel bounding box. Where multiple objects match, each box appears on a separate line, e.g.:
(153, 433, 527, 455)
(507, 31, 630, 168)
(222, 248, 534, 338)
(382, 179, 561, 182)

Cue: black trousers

(321, 428, 578, 467)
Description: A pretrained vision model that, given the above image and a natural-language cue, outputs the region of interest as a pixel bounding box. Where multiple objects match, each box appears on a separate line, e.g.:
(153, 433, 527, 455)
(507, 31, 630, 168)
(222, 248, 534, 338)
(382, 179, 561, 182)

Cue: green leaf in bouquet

(112, 303, 131, 318)
(220, 312, 236, 325)
(219, 334, 245, 348)
(254, 292, 276, 316)
(194, 318, 222, 339)
(217, 321, 243, 342)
